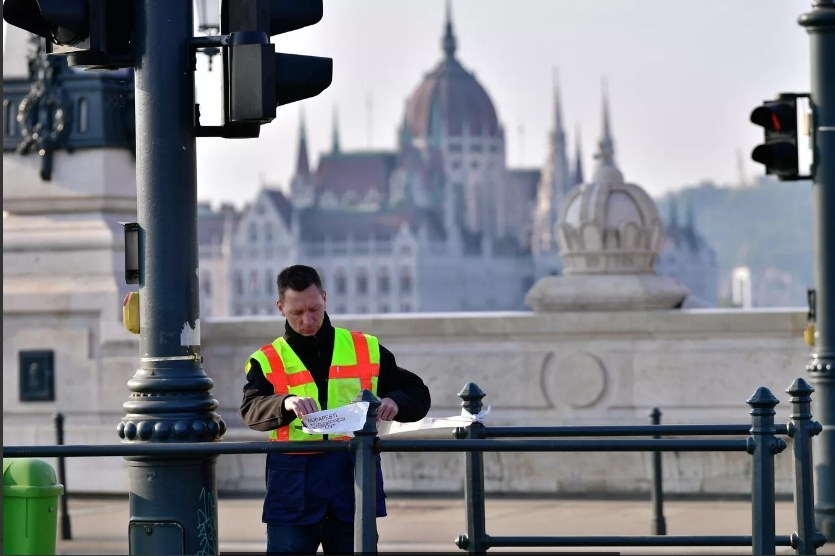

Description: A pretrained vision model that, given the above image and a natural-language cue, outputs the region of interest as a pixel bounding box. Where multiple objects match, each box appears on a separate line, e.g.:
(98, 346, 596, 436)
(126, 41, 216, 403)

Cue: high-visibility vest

(246, 327, 380, 442)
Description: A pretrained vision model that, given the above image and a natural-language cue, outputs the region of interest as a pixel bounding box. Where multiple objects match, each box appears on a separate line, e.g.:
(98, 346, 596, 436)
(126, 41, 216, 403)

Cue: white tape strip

(299, 402, 490, 437)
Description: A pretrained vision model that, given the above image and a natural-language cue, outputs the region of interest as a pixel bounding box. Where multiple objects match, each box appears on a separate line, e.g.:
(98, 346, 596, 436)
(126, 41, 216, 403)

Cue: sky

(193, 0, 811, 209)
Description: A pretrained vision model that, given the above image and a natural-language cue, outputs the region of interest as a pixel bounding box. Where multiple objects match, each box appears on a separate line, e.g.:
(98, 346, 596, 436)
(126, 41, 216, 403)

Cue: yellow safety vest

(246, 327, 380, 442)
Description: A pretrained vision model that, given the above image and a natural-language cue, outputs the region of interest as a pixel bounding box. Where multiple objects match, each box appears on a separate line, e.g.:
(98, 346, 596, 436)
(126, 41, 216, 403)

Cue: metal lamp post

(116, 2, 226, 554)
(799, 0, 835, 541)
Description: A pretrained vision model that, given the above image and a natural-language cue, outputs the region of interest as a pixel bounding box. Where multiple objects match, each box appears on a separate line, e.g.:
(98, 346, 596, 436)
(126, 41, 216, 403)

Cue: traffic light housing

(2, 0, 134, 69)
(219, 0, 332, 125)
(750, 93, 812, 181)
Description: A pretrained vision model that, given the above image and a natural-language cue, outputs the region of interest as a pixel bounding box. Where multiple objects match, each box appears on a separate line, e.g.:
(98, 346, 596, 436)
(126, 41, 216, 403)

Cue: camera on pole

(750, 93, 813, 181)
(2, 0, 134, 69)
(220, 0, 333, 126)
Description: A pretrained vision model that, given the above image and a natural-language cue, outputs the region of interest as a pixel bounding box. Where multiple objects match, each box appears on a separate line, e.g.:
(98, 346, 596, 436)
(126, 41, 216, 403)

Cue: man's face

(277, 285, 327, 336)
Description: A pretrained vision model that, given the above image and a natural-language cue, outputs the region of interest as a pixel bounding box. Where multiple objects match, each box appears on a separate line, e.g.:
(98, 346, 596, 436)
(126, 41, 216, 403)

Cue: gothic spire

(685, 199, 695, 231)
(596, 78, 616, 167)
(331, 105, 341, 154)
(669, 197, 679, 228)
(573, 126, 584, 186)
(295, 107, 310, 177)
(442, 0, 457, 59)
(552, 67, 565, 137)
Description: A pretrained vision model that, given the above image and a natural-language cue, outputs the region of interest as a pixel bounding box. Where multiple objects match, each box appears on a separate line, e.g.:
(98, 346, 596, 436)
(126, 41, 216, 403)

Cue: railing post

(352, 389, 381, 554)
(787, 378, 826, 555)
(747, 387, 786, 556)
(53, 412, 71, 540)
(649, 407, 667, 536)
(454, 382, 489, 554)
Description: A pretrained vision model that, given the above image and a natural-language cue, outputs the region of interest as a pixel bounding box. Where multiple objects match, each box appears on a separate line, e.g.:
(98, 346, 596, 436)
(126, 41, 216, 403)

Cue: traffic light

(220, 0, 333, 125)
(750, 93, 812, 181)
(2, 0, 134, 69)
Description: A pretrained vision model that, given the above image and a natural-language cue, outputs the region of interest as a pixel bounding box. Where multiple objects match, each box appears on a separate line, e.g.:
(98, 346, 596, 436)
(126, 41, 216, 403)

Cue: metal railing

(4, 377, 827, 555)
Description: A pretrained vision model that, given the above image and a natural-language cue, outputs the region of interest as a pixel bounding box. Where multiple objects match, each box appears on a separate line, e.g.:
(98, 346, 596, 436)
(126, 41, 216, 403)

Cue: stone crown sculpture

(557, 164, 662, 275)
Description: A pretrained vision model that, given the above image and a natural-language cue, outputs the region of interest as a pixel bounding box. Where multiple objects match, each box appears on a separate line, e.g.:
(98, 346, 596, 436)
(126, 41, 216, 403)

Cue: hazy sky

(193, 0, 811, 208)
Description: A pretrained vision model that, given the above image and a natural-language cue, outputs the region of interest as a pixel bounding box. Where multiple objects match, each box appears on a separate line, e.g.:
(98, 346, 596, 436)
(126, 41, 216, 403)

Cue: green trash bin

(3, 458, 65, 555)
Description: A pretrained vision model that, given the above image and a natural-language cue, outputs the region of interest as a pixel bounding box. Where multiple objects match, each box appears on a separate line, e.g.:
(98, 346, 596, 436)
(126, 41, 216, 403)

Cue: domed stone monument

(526, 92, 688, 311)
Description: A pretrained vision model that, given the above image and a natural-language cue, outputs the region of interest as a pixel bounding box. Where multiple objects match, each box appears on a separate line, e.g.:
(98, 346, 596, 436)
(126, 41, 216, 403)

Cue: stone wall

(4, 309, 810, 495)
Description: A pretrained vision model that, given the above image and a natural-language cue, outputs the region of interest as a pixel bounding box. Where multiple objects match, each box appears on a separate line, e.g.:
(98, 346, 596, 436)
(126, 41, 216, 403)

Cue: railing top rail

(4, 437, 751, 459)
(485, 534, 793, 548)
(2, 441, 348, 458)
(482, 423, 789, 438)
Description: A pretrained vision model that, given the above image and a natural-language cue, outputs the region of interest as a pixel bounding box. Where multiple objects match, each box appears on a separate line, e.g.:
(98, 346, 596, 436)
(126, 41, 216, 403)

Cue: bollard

(787, 378, 826, 555)
(649, 407, 667, 536)
(53, 413, 71, 540)
(455, 382, 489, 554)
(747, 387, 786, 556)
(352, 389, 381, 554)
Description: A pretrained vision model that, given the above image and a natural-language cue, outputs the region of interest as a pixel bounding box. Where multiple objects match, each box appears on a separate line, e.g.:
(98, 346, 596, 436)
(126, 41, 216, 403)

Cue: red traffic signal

(749, 94, 810, 181)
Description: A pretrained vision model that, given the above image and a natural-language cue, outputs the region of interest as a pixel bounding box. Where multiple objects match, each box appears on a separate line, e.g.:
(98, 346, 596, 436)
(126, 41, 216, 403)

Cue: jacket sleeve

(376, 345, 431, 422)
(240, 359, 298, 431)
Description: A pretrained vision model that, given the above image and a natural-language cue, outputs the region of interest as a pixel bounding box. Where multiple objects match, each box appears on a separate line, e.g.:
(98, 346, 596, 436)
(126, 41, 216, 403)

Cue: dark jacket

(240, 313, 431, 525)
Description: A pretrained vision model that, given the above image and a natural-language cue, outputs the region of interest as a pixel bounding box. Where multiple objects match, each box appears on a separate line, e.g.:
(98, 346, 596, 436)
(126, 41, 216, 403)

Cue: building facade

(202, 8, 717, 316)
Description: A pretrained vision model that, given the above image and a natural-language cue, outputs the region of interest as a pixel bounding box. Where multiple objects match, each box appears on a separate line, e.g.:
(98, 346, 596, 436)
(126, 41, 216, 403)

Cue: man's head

(276, 265, 327, 336)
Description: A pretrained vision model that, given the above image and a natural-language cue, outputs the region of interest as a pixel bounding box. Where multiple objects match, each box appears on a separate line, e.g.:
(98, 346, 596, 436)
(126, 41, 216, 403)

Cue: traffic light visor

(3, 0, 89, 45)
(750, 103, 796, 132)
(3, 0, 55, 38)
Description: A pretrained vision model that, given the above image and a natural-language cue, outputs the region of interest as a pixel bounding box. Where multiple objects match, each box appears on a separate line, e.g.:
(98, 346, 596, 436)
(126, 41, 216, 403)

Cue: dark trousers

(267, 516, 356, 554)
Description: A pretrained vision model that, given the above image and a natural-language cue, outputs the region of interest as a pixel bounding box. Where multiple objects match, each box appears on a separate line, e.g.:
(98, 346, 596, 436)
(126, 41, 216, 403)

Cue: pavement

(53, 494, 833, 555)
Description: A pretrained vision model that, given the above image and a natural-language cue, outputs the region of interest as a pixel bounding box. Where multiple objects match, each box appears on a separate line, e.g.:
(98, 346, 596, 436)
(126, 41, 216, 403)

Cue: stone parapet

(3, 309, 810, 494)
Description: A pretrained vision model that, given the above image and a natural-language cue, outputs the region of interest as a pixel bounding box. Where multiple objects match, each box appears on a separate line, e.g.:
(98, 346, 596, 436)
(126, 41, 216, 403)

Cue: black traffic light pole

(800, 0, 835, 541)
(117, 1, 225, 553)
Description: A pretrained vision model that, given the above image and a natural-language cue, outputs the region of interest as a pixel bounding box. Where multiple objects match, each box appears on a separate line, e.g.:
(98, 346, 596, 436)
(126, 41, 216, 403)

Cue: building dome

(403, 8, 499, 141)
(557, 164, 662, 274)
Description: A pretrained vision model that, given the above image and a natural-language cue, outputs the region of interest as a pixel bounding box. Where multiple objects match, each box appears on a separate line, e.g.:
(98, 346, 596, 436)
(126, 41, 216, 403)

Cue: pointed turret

(596, 79, 616, 167)
(295, 108, 310, 177)
(532, 67, 572, 267)
(551, 68, 565, 141)
(685, 199, 695, 231)
(331, 105, 341, 154)
(399, 110, 413, 148)
(442, 0, 457, 59)
(669, 197, 679, 229)
(573, 126, 584, 186)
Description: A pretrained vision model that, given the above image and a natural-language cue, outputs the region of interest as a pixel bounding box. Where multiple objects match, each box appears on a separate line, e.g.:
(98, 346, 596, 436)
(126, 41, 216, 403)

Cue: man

(241, 264, 431, 554)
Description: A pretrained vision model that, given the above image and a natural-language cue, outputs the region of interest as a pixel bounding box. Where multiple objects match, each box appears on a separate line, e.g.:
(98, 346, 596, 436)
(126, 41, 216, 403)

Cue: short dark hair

(277, 265, 323, 301)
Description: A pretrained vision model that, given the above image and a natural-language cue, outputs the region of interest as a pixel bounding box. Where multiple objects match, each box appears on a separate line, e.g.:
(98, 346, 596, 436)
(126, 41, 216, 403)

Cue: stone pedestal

(526, 273, 688, 312)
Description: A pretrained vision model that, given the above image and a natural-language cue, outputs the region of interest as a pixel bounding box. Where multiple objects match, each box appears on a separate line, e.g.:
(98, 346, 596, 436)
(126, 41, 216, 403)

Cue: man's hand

(283, 396, 319, 418)
(378, 397, 399, 422)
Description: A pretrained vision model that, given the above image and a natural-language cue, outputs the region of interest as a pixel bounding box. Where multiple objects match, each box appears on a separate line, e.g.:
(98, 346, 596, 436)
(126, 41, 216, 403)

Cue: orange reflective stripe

(261, 344, 291, 442)
(261, 343, 288, 394)
(350, 331, 378, 390)
(286, 370, 315, 388)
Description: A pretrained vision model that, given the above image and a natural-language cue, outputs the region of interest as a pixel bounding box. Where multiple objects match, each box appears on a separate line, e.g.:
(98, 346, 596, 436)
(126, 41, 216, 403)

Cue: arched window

(264, 223, 273, 242)
(249, 270, 259, 294)
(249, 222, 258, 243)
(265, 270, 274, 295)
(234, 271, 243, 295)
(356, 269, 368, 295)
(400, 268, 412, 294)
(335, 270, 347, 295)
(77, 98, 88, 133)
(4, 100, 16, 136)
(378, 270, 390, 294)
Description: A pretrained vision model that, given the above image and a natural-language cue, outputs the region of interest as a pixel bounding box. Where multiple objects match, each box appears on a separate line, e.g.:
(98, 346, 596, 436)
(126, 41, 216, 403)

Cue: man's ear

(276, 299, 285, 317)
(322, 290, 327, 307)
